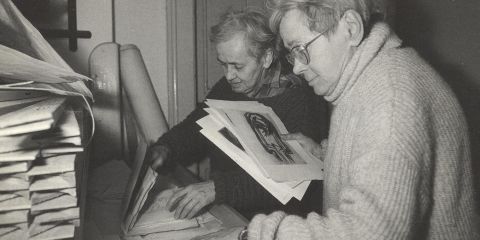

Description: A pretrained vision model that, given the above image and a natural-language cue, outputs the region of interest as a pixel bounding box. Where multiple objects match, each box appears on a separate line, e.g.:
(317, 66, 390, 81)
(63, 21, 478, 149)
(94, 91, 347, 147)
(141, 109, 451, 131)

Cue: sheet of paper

(27, 154, 76, 176)
(28, 221, 75, 240)
(31, 191, 77, 213)
(0, 173, 28, 191)
(0, 149, 39, 162)
(124, 166, 158, 233)
(0, 210, 28, 225)
(204, 100, 324, 182)
(197, 116, 295, 204)
(31, 207, 79, 224)
(0, 118, 55, 137)
(0, 161, 29, 174)
(0, 97, 66, 129)
(0, 44, 90, 84)
(129, 188, 200, 235)
(0, 191, 30, 211)
(29, 172, 76, 191)
(0, 223, 28, 239)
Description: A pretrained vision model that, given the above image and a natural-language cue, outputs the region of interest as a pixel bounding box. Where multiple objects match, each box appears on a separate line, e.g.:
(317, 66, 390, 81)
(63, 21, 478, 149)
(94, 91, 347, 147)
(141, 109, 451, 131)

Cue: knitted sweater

(248, 23, 478, 240)
(155, 76, 329, 217)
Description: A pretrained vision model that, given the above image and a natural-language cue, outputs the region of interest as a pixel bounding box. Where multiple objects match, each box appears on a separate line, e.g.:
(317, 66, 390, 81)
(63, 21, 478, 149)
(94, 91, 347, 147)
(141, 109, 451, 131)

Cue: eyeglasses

(286, 27, 331, 65)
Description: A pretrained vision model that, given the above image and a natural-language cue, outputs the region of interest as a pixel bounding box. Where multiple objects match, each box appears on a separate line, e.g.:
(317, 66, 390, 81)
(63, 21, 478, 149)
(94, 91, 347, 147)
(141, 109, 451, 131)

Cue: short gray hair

(267, 0, 385, 37)
(210, 8, 279, 63)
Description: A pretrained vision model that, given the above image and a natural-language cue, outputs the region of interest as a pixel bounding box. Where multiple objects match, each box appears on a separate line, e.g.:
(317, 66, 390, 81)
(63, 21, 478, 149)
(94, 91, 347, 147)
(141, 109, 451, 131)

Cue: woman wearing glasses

(147, 8, 328, 221)
(241, 0, 478, 239)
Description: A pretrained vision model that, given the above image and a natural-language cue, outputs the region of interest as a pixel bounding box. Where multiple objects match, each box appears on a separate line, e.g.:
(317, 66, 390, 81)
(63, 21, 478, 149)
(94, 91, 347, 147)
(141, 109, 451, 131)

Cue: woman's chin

(313, 87, 327, 96)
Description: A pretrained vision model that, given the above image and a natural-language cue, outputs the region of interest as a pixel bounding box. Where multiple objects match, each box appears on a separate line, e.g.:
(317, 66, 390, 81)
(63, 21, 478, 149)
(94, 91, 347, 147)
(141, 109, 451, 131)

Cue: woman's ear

(262, 48, 274, 68)
(342, 9, 364, 47)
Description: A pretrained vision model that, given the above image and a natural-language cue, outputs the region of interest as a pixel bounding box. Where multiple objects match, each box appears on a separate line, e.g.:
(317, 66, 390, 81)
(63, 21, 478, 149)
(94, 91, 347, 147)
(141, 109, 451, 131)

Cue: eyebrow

(217, 58, 242, 65)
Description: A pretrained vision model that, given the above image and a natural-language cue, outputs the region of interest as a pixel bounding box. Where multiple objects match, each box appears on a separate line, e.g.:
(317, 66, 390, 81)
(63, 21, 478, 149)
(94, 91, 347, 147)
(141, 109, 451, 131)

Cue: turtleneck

(324, 22, 402, 105)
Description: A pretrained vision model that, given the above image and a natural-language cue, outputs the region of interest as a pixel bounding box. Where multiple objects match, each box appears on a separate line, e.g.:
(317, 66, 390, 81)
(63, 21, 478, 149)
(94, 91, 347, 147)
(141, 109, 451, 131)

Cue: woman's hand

(166, 181, 216, 219)
(147, 144, 169, 171)
(281, 133, 326, 160)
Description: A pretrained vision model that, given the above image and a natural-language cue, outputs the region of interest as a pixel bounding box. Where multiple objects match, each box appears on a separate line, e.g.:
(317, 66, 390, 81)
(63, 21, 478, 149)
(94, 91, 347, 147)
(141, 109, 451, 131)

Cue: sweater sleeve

(154, 103, 209, 166)
(248, 100, 425, 240)
(248, 153, 422, 240)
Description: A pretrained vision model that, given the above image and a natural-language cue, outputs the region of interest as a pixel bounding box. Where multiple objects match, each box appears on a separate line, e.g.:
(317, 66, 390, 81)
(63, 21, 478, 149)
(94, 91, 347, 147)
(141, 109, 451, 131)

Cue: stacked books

(0, 95, 83, 240)
(197, 99, 324, 204)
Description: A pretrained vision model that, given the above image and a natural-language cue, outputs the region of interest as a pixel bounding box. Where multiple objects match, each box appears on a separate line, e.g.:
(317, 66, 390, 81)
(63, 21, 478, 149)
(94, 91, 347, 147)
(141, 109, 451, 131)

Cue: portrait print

(245, 112, 296, 164)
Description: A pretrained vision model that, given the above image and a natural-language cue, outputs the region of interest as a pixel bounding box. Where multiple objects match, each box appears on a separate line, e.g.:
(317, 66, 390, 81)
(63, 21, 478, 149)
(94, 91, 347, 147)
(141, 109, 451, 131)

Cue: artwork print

(244, 112, 295, 164)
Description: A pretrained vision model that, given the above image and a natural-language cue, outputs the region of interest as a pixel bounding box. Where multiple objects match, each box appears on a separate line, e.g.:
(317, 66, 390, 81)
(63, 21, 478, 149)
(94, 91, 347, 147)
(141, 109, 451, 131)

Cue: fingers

(174, 195, 197, 219)
(178, 197, 202, 219)
(281, 132, 311, 143)
(166, 188, 187, 211)
(280, 132, 302, 141)
(167, 181, 216, 219)
(174, 189, 209, 219)
(185, 199, 205, 219)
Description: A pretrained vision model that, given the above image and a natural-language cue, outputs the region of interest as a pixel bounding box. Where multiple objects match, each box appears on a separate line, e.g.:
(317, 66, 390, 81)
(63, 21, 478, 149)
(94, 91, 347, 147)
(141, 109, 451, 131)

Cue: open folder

(121, 135, 222, 237)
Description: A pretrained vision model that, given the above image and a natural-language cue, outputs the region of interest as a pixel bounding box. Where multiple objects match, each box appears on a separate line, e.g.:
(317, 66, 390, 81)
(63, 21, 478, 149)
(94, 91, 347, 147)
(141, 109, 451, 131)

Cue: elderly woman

(238, 0, 478, 240)
(148, 8, 328, 220)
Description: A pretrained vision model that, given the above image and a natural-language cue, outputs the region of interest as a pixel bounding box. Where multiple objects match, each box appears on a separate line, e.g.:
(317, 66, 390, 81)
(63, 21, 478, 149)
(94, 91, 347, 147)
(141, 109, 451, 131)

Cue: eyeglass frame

(286, 26, 332, 66)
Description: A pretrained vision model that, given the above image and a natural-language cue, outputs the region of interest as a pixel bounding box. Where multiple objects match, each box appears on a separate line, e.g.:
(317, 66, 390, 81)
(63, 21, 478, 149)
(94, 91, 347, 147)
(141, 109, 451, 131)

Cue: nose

(225, 65, 236, 81)
(292, 59, 308, 75)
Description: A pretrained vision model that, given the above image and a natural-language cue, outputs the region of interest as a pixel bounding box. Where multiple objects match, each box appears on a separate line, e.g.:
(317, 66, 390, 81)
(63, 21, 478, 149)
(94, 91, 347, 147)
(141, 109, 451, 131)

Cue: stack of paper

(0, 95, 82, 240)
(0, 1, 93, 238)
(197, 99, 324, 204)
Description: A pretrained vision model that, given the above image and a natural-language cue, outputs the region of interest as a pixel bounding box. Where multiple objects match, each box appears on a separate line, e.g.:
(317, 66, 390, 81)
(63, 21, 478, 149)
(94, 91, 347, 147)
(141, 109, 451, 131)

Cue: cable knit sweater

(155, 75, 329, 217)
(248, 23, 478, 240)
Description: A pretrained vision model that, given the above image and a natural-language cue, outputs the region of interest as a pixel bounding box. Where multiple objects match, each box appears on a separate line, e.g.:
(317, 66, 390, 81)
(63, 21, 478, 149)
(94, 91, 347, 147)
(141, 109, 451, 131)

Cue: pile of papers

(0, 95, 84, 239)
(197, 99, 324, 204)
(0, 1, 93, 239)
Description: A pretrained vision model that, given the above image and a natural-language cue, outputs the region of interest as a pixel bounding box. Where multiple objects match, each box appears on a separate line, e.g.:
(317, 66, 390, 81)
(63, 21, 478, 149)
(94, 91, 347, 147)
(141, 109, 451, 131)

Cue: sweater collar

(324, 22, 401, 105)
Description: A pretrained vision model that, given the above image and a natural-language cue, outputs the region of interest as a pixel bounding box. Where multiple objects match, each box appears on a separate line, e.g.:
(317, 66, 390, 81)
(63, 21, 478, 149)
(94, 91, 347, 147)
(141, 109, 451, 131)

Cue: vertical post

(67, 0, 78, 51)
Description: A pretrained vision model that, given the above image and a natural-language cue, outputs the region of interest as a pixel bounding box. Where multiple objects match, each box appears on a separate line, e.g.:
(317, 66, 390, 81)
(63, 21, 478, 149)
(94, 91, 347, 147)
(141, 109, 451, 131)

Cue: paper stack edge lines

(0, 96, 66, 128)
(0, 1, 92, 238)
(0, 96, 82, 240)
(196, 99, 325, 204)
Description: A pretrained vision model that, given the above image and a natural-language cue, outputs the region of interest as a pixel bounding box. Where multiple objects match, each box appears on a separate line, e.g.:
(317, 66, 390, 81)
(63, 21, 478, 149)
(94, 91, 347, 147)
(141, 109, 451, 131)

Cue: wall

(15, 0, 113, 75)
(394, 0, 480, 204)
(114, 0, 170, 121)
(114, 0, 196, 126)
(25, 0, 197, 126)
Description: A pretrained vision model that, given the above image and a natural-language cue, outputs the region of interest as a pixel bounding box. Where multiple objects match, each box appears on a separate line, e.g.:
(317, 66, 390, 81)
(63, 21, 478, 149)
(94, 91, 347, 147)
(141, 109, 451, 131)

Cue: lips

(229, 81, 242, 87)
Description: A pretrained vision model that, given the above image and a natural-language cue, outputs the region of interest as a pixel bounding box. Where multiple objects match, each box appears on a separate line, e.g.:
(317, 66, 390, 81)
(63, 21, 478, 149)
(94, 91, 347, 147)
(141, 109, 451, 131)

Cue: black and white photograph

(0, 0, 479, 239)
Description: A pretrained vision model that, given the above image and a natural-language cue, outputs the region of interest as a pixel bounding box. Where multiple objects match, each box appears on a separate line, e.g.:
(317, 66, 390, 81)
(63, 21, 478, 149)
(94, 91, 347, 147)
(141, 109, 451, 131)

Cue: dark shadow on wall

(393, 0, 480, 213)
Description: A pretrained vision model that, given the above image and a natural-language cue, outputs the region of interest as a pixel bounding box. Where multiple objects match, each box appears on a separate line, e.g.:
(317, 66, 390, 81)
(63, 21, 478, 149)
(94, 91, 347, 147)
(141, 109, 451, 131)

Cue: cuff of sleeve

(277, 215, 312, 240)
(248, 211, 286, 240)
(211, 173, 227, 205)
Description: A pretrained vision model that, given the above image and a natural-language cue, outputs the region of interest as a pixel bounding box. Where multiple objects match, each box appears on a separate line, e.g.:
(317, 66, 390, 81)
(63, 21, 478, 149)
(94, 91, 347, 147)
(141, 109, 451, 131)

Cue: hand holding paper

(281, 133, 324, 160)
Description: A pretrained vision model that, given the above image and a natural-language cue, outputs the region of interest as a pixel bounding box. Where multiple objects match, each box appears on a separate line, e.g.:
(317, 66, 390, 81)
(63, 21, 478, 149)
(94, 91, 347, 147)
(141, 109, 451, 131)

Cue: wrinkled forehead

(216, 34, 255, 63)
(279, 9, 312, 49)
